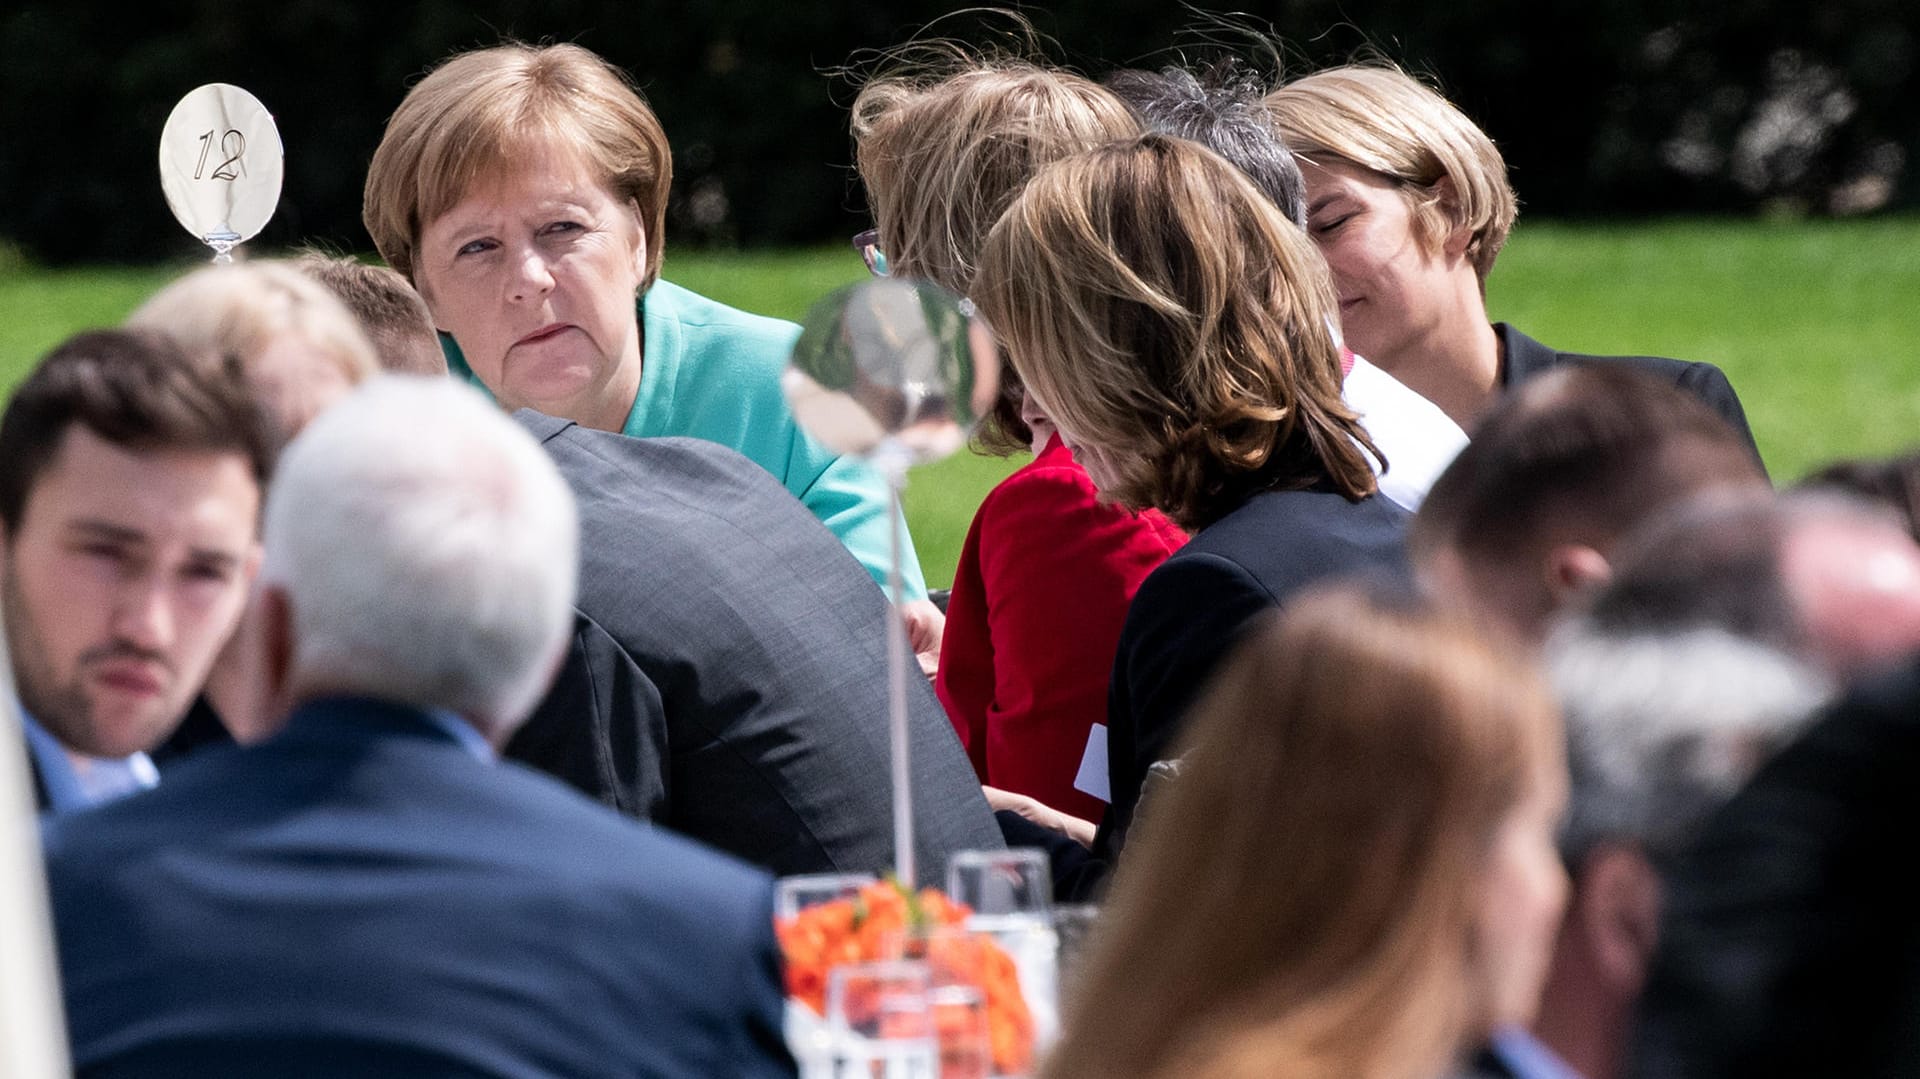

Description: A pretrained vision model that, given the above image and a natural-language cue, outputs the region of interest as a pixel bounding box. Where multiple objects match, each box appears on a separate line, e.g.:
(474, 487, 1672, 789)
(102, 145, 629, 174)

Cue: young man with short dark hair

(0, 329, 272, 812)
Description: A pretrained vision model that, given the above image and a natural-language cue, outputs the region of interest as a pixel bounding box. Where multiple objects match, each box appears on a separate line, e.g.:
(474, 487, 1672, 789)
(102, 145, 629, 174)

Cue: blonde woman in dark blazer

(1042, 587, 1569, 1079)
(1267, 65, 1759, 464)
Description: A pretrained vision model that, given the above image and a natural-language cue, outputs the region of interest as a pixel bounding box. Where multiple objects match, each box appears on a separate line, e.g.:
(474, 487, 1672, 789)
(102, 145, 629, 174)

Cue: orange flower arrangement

(776, 877, 1036, 1076)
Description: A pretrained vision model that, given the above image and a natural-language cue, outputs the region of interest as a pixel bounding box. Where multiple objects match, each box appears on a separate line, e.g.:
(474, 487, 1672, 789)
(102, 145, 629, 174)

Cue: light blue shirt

(18, 704, 158, 815)
(1488, 1027, 1585, 1079)
(416, 707, 496, 764)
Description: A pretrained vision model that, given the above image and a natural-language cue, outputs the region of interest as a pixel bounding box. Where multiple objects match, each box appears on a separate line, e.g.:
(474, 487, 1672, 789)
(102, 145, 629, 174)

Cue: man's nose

(110, 575, 175, 652)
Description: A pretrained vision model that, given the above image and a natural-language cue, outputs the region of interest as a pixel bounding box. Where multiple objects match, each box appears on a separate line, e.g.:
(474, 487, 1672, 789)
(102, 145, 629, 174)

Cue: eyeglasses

(851, 228, 889, 278)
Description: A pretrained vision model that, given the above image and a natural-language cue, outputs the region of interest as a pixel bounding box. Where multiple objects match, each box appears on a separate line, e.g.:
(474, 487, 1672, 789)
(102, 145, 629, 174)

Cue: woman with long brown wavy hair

(972, 133, 1412, 868)
(1040, 586, 1569, 1079)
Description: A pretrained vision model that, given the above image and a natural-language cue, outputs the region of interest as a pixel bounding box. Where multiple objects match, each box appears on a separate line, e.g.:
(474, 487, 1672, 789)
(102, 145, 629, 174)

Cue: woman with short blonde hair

(1043, 586, 1569, 1079)
(852, 55, 1140, 452)
(362, 43, 671, 291)
(974, 134, 1412, 863)
(1267, 64, 1758, 450)
(359, 40, 928, 604)
(1268, 65, 1516, 281)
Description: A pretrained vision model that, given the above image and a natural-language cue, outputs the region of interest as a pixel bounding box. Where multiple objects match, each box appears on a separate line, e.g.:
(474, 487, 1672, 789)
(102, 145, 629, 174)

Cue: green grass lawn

(4, 218, 1919, 586)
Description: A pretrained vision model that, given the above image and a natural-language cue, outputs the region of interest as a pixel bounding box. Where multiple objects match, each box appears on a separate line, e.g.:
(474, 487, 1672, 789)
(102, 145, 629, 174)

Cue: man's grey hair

(1547, 622, 1833, 866)
(1103, 59, 1308, 227)
(260, 376, 578, 740)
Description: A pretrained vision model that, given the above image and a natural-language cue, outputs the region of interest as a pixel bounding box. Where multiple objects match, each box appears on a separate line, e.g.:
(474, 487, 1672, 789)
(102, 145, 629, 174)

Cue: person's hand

(984, 785, 1096, 849)
(901, 599, 945, 679)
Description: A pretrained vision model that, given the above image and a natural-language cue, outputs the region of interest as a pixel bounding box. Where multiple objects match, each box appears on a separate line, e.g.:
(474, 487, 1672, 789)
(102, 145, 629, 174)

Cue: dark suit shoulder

(45, 706, 794, 1079)
(1493, 322, 1762, 467)
(1102, 490, 1410, 856)
(1175, 488, 1411, 596)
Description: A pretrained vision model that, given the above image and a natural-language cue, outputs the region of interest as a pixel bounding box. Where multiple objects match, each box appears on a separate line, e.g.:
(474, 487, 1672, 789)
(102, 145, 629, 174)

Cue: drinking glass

(827, 960, 937, 1079)
(774, 871, 877, 921)
(946, 848, 1051, 926)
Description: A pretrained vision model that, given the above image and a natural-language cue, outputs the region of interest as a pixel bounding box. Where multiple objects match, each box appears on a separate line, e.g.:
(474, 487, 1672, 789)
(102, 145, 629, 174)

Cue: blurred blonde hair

(362, 42, 671, 290)
(126, 260, 377, 442)
(852, 49, 1140, 454)
(1265, 65, 1517, 281)
(1042, 586, 1562, 1079)
(973, 134, 1377, 529)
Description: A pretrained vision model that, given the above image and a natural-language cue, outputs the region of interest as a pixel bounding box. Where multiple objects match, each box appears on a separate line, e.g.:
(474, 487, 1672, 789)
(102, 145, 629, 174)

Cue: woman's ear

(1432, 176, 1474, 258)
(628, 198, 650, 280)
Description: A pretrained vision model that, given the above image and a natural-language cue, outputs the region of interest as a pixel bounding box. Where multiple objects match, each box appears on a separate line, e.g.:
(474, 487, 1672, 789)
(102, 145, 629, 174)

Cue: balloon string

(883, 457, 914, 890)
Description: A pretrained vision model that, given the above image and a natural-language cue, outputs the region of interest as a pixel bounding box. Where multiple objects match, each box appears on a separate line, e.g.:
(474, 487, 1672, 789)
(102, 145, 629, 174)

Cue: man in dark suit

(0, 331, 271, 814)
(505, 412, 1004, 881)
(42, 378, 796, 1078)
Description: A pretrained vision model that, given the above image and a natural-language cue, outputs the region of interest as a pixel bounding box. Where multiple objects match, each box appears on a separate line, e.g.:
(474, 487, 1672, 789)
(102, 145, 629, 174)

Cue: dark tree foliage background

(1, 1, 1913, 265)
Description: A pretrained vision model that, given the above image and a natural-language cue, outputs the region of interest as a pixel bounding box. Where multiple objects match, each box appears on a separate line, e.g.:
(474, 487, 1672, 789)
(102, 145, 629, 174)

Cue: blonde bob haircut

(1266, 65, 1517, 282)
(851, 53, 1141, 455)
(852, 57, 1140, 301)
(974, 134, 1378, 530)
(1042, 586, 1563, 1079)
(363, 42, 671, 290)
(126, 260, 377, 410)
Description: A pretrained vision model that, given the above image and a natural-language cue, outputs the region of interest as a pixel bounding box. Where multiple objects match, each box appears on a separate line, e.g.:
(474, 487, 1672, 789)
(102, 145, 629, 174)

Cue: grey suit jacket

(506, 411, 1004, 880)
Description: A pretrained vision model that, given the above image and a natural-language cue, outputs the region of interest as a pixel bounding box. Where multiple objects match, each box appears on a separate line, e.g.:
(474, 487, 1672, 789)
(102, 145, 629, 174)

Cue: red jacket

(935, 435, 1188, 823)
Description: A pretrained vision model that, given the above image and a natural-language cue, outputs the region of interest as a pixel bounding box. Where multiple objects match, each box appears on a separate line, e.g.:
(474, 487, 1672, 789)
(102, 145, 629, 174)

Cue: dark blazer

(507, 412, 1004, 881)
(1632, 657, 1920, 1079)
(1095, 486, 1413, 866)
(1495, 322, 1764, 468)
(42, 697, 796, 1079)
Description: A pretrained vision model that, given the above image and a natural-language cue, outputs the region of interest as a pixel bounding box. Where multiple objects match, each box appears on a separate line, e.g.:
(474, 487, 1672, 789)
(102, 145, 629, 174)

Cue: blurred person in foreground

(293, 251, 449, 375)
(850, 41, 1181, 837)
(1581, 491, 1920, 1078)
(1266, 64, 1760, 459)
(1, 331, 270, 813)
(1796, 446, 1920, 545)
(1500, 497, 1858, 1079)
(362, 40, 941, 648)
(127, 260, 377, 445)
(125, 260, 380, 750)
(43, 377, 796, 1078)
(1106, 58, 1468, 511)
(1043, 586, 1567, 1079)
(973, 133, 1412, 884)
(1627, 655, 1920, 1078)
(1410, 365, 1769, 649)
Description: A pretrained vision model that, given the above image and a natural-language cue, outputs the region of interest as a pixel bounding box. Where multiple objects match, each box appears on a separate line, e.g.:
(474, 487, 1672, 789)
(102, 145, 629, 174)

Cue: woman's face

(1016, 387, 1056, 456)
(1474, 742, 1571, 1032)
(1299, 157, 1463, 368)
(1021, 382, 1120, 489)
(415, 152, 648, 431)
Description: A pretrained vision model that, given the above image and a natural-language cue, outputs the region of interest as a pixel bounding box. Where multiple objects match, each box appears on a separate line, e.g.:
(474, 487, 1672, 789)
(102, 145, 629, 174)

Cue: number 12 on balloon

(193, 129, 247, 181)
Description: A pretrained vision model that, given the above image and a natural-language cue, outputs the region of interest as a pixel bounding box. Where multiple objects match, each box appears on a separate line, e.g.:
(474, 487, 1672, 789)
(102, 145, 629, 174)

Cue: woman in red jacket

(852, 51, 1183, 827)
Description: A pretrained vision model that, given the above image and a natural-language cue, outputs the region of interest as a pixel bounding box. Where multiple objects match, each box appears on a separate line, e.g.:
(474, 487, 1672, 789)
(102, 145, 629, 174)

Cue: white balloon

(158, 84, 284, 259)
